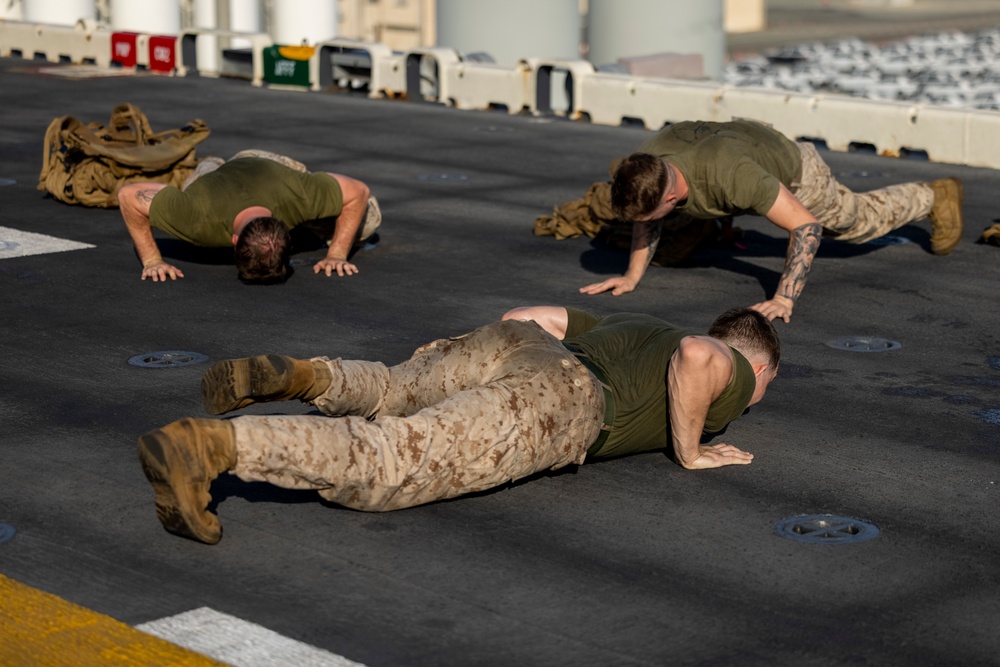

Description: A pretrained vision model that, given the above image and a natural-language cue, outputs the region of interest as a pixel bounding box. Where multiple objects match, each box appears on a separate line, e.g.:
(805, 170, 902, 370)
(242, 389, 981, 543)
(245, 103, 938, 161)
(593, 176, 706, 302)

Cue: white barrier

(3, 20, 1000, 169)
(578, 73, 722, 127)
(309, 38, 393, 97)
(528, 58, 595, 118)
(572, 73, 998, 168)
(399, 47, 461, 103)
(963, 109, 1000, 168)
(444, 60, 533, 113)
(372, 52, 407, 99)
(908, 104, 977, 164)
(177, 29, 272, 86)
(0, 18, 110, 67)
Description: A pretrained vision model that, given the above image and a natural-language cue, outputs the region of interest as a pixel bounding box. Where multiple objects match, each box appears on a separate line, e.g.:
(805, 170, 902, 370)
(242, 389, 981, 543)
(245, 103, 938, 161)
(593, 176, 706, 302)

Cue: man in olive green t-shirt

(117, 155, 378, 284)
(580, 120, 964, 323)
(135, 305, 779, 544)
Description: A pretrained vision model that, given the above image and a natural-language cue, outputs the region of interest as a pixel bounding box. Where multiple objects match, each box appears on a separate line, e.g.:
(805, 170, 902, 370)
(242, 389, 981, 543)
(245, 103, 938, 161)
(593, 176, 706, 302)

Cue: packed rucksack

(38, 103, 210, 208)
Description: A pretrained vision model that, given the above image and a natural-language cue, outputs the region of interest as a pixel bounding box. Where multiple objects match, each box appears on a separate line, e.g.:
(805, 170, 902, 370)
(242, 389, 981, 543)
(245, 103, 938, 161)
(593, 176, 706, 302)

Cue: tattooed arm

(753, 184, 823, 322)
(580, 219, 662, 296)
(118, 183, 184, 282)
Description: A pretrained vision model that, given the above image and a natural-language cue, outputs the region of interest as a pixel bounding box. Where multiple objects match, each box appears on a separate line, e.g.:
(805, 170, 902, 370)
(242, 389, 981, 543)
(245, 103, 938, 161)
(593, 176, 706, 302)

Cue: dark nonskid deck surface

(1, 56, 999, 666)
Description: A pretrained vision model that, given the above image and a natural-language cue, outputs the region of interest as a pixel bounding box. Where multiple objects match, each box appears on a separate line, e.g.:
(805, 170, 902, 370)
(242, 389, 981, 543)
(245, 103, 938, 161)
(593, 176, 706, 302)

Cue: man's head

(708, 307, 781, 405)
(233, 216, 293, 284)
(611, 153, 676, 222)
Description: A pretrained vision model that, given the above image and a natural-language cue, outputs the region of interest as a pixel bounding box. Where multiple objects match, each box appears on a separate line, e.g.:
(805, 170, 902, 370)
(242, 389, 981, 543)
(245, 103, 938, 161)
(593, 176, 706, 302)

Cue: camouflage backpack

(38, 103, 210, 208)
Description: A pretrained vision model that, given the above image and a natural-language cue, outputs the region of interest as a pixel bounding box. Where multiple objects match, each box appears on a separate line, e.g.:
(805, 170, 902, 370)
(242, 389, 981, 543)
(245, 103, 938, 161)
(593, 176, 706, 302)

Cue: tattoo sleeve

(776, 222, 822, 302)
(636, 220, 662, 270)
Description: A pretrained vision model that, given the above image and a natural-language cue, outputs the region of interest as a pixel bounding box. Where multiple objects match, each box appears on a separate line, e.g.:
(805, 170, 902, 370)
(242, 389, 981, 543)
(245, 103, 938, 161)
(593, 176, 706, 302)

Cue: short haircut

(611, 153, 670, 221)
(708, 307, 781, 369)
(234, 217, 293, 285)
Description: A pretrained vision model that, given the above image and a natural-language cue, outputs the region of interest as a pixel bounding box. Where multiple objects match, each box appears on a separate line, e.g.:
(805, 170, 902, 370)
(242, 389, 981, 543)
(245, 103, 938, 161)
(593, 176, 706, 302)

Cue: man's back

(148, 158, 344, 247)
(638, 120, 802, 219)
(563, 309, 755, 458)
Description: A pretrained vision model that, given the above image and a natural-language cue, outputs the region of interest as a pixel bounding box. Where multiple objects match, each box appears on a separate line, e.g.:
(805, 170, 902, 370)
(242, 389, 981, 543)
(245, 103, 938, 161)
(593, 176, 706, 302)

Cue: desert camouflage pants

(793, 142, 935, 244)
(229, 320, 606, 511)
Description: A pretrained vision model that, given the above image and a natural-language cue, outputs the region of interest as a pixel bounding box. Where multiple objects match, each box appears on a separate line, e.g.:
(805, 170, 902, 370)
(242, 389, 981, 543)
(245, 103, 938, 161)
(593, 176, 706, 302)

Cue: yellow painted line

(0, 574, 226, 666)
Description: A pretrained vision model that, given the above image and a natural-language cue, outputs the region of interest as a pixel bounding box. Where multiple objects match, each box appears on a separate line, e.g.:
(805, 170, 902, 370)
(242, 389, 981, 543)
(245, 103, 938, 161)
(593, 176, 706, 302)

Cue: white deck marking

(0, 226, 95, 259)
(37, 65, 138, 78)
(136, 607, 369, 667)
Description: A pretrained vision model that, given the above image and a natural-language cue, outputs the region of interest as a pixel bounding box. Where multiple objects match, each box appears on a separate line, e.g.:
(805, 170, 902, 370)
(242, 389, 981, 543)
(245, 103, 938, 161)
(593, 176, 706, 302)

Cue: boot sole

(931, 178, 964, 255)
(202, 354, 299, 415)
(202, 358, 252, 415)
(138, 430, 221, 544)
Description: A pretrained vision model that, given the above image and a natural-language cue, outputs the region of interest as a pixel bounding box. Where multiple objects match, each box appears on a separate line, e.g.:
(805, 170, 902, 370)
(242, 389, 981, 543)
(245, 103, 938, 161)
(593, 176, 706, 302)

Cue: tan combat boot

(928, 178, 964, 255)
(137, 418, 237, 544)
(201, 354, 332, 415)
(981, 223, 1000, 246)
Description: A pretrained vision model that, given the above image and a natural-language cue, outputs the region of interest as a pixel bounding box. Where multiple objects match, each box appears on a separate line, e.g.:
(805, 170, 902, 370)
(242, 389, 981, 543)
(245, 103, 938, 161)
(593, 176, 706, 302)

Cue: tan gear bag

(38, 103, 210, 208)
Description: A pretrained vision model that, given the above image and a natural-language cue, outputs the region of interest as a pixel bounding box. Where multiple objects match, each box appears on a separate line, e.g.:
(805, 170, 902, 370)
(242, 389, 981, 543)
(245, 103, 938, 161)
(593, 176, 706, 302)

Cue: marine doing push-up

(137, 305, 780, 544)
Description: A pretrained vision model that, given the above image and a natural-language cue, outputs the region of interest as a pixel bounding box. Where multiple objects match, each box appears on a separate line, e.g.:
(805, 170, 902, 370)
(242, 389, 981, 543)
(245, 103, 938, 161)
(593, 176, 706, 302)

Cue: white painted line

(37, 65, 137, 79)
(0, 226, 95, 259)
(136, 607, 369, 667)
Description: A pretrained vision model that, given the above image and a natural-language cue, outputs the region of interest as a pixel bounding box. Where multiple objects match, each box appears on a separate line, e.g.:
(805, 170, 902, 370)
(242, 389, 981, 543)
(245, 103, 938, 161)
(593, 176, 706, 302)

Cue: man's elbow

(351, 180, 371, 205)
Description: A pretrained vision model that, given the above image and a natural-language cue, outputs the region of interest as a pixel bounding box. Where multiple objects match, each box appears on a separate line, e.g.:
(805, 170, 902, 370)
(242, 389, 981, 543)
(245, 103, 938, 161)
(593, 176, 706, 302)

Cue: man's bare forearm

(120, 186, 166, 265)
(625, 220, 662, 282)
(775, 222, 822, 303)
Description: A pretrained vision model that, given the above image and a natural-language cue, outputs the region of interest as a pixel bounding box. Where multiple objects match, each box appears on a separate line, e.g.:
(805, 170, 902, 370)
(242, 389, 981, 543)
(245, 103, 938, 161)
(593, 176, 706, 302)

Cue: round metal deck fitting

(0, 178, 16, 187)
(866, 235, 911, 246)
(773, 514, 880, 544)
(0, 523, 15, 544)
(825, 336, 902, 352)
(417, 173, 469, 182)
(128, 351, 209, 368)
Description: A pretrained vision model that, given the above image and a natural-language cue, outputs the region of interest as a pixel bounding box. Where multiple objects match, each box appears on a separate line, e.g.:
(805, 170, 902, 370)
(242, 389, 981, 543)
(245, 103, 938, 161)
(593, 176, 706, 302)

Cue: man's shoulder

(147, 184, 183, 215)
(603, 311, 676, 327)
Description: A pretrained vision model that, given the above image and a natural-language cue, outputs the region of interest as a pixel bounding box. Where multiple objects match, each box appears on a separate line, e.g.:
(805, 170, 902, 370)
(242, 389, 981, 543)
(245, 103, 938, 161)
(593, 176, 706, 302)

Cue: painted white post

(228, 0, 260, 47)
(193, 0, 218, 71)
(22, 0, 95, 25)
(270, 0, 336, 46)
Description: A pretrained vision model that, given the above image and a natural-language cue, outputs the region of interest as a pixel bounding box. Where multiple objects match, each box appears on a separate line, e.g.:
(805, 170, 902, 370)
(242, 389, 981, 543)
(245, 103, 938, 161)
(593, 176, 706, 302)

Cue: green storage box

(263, 45, 315, 88)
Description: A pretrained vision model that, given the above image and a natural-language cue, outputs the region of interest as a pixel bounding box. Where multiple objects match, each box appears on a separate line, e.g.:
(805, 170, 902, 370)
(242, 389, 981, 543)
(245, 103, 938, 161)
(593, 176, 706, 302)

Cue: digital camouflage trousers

(793, 142, 935, 244)
(229, 320, 606, 511)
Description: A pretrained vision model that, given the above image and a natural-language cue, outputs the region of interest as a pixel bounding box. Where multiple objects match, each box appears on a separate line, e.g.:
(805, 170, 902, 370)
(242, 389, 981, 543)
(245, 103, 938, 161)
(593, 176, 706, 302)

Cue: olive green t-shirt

(638, 120, 802, 219)
(564, 308, 756, 459)
(149, 158, 344, 247)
